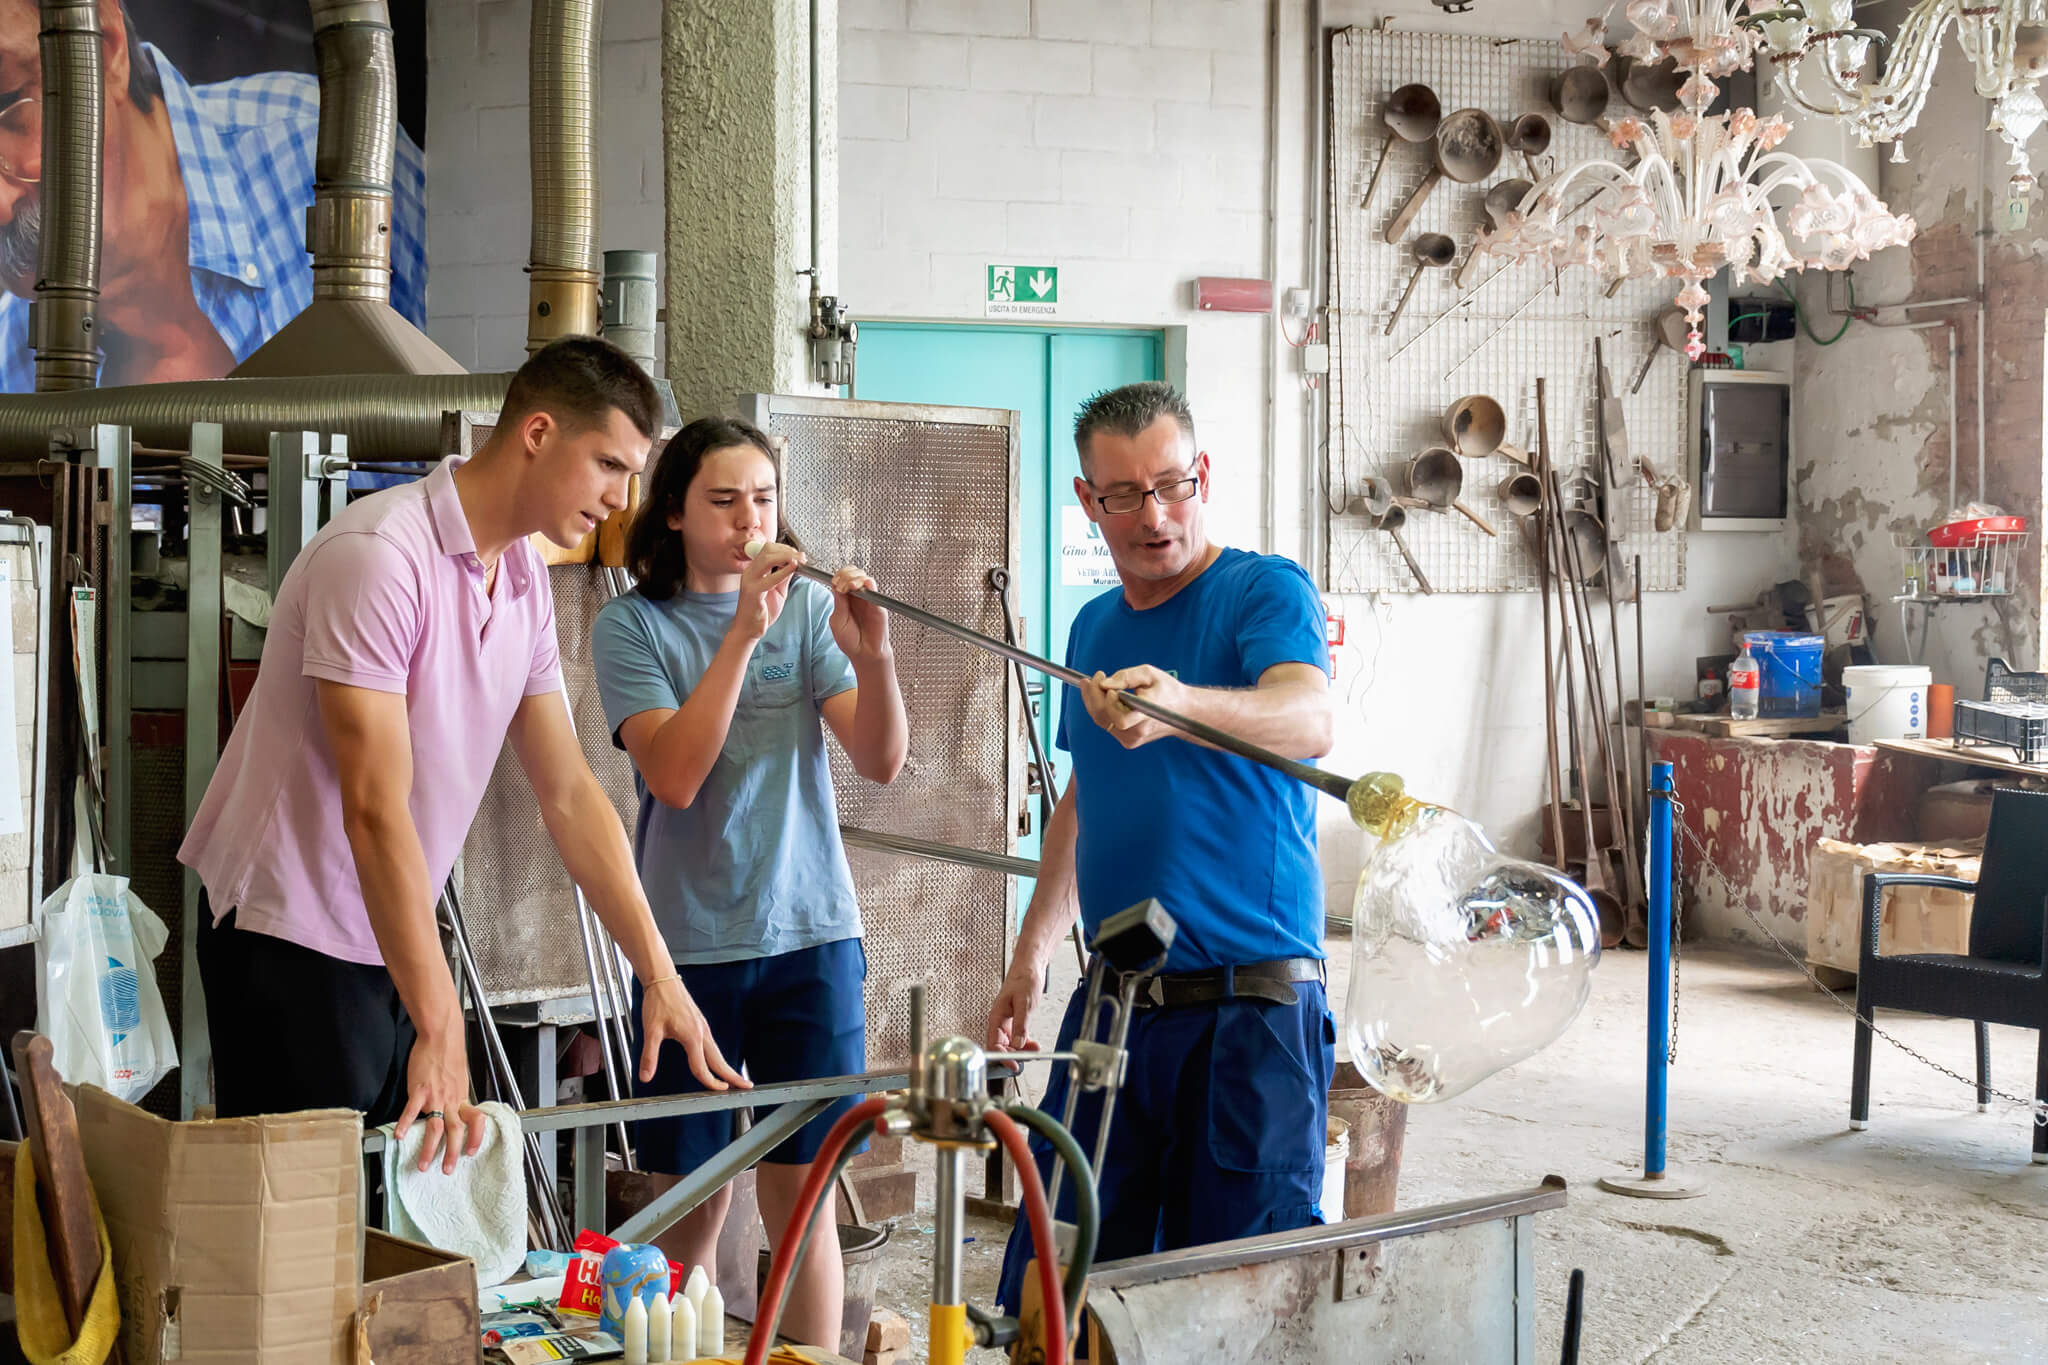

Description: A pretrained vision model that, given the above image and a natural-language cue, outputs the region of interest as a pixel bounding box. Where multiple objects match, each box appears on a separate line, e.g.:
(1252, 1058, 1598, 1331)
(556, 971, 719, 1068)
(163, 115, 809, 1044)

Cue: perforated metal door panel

(744, 396, 1021, 1067)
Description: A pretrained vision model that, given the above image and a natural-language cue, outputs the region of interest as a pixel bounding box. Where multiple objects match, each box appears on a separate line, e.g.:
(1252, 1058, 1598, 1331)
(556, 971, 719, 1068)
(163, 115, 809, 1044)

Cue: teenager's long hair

(627, 417, 802, 601)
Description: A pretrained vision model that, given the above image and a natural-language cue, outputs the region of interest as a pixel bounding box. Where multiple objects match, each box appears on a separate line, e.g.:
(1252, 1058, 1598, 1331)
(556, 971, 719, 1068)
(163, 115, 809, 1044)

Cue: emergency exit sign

(986, 264, 1060, 317)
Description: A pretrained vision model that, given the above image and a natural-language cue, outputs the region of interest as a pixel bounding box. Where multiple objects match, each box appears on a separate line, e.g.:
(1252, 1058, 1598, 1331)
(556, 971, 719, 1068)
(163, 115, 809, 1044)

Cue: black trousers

(195, 891, 416, 1127)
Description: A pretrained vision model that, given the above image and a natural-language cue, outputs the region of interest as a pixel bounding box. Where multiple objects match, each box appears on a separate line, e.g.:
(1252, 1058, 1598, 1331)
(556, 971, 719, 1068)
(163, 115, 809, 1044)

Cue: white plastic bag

(33, 873, 178, 1101)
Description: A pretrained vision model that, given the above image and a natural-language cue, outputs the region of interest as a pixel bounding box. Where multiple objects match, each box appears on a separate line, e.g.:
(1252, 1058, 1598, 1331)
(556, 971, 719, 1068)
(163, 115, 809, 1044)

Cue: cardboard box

(358, 1229, 479, 1365)
(1805, 837, 1981, 976)
(71, 1085, 363, 1365)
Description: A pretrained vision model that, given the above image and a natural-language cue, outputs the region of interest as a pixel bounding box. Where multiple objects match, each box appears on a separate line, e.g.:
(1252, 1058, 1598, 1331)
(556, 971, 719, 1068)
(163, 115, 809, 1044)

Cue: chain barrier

(1661, 793, 2047, 1127)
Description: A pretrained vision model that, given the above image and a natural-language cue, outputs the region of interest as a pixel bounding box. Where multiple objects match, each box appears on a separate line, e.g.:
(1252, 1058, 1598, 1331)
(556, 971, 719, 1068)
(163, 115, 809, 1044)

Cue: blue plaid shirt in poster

(0, 44, 428, 392)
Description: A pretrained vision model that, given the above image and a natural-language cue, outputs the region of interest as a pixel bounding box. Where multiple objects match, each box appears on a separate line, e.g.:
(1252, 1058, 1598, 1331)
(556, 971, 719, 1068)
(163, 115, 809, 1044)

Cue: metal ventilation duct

(231, 0, 463, 377)
(527, 0, 601, 352)
(29, 0, 102, 392)
(0, 373, 511, 457)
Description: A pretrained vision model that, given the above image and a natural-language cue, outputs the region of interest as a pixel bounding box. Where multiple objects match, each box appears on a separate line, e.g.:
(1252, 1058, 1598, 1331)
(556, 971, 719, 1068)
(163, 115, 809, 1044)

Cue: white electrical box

(1687, 369, 1791, 532)
(1302, 343, 1330, 375)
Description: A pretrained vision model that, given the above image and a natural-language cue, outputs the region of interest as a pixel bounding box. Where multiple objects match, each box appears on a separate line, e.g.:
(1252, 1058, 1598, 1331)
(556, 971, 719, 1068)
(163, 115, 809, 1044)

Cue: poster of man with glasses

(0, 1, 428, 391)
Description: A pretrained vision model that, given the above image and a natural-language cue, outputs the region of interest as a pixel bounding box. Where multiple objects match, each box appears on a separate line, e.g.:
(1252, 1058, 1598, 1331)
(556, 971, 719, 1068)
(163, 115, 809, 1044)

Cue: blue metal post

(1645, 761, 1674, 1179)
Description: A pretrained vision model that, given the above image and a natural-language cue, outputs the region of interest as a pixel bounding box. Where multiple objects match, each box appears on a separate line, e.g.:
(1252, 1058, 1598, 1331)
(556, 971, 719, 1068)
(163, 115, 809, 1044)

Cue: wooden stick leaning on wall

(1550, 463, 1645, 925)
(1533, 378, 1569, 871)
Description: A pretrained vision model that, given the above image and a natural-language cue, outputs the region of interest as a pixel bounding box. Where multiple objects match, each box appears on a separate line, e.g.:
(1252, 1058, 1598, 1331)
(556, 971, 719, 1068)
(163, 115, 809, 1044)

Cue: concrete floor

(870, 934, 2048, 1363)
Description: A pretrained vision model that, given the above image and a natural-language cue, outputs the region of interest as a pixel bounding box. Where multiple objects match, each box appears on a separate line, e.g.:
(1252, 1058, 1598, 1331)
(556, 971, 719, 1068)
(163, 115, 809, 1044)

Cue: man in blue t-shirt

(988, 381, 1337, 1311)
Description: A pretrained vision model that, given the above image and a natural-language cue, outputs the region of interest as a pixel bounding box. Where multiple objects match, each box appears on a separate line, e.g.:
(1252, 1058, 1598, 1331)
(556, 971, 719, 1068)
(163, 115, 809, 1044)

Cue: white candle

(669, 1295, 698, 1363)
(647, 1289, 671, 1364)
(622, 1293, 649, 1365)
(682, 1264, 710, 1313)
(698, 1285, 724, 1356)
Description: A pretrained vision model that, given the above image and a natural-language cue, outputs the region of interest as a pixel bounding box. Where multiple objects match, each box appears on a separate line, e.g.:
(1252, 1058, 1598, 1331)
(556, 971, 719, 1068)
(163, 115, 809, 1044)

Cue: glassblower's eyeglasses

(1089, 475, 1198, 516)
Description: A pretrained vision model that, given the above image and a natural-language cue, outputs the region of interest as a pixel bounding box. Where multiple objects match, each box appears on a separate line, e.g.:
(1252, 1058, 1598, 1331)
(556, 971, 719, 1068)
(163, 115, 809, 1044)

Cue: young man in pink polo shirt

(180, 337, 746, 1172)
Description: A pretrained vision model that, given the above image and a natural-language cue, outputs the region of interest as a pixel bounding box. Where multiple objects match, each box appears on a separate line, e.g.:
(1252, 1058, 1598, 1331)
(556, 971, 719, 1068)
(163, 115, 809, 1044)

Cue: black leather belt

(1104, 956, 1325, 1010)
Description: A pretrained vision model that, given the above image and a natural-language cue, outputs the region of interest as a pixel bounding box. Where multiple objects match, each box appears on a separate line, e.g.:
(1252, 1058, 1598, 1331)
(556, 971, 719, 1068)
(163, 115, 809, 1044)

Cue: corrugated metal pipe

(527, 0, 601, 352)
(306, 0, 398, 302)
(232, 0, 461, 376)
(29, 0, 102, 392)
(0, 373, 512, 458)
(0, 0, 502, 457)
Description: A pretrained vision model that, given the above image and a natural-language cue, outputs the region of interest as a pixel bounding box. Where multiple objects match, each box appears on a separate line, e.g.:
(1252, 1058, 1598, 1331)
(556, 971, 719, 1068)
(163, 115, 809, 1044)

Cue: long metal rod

(988, 568, 1086, 974)
(1549, 461, 1640, 908)
(600, 931, 639, 1092)
(582, 571, 649, 1129)
(440, 885, 573, 1249)
(1607, 563, 1637, 861)
(840, 823, 1040, 879)
(106, 426, 130, 873)
(585, 895, 643, 1164)
(364, 1068, 909, 1152)
(1088, 982, 1142, 1182)
(933, 1144, 968, 1311)
(1534, 383, 1568, 869)
(1635, 556, 1649, 850)
(179, 423, 223, 1119)
(1046, 958, 1109, 1220)
(773, 557, 1354, 804)
(572, 891, 636, 1166)
(611, 1095, 832, 1244)
(444, 893, 573, 1250)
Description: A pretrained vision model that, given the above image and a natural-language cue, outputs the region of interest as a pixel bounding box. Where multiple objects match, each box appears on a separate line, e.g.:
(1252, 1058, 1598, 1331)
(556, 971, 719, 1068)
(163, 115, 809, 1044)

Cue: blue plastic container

(1742, 631, 1825, 717)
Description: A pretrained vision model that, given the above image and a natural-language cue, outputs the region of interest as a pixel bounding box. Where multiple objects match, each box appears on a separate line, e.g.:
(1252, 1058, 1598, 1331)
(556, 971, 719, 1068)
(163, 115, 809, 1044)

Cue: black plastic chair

(1849, 786, 2048, 1164)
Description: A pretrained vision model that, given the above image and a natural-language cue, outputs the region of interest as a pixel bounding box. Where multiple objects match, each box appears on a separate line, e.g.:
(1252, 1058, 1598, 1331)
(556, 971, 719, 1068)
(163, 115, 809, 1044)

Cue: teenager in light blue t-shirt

(590, 416, 907, 1350)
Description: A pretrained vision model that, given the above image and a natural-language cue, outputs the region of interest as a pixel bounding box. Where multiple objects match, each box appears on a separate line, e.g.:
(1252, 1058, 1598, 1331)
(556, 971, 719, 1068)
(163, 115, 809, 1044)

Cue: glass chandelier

(1755, 0, 2048, 189)
(1482, 1, 1916, 357)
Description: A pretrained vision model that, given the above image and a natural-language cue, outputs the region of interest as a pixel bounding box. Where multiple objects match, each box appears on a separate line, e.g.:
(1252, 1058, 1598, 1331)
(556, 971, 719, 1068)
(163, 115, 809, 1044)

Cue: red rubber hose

(745, 1096, 890, 1365)
(984, 1107, 1070, 1365)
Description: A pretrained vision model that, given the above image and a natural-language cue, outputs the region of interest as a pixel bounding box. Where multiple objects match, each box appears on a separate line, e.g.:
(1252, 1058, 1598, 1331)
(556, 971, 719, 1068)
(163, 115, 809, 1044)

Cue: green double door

(853, 324, 1165, 880)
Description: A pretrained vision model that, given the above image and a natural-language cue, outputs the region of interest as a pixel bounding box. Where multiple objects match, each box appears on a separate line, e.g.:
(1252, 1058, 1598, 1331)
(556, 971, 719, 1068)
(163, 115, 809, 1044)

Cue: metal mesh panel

(460, 561, 640, 1006)
(848, 850, 1007, 1069)
(768, 408, 1018, 1063)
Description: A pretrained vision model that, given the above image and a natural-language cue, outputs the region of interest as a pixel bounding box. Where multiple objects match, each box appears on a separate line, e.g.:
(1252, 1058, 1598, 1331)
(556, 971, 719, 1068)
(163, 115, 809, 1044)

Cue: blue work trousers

(995, 975, 1335, 1314)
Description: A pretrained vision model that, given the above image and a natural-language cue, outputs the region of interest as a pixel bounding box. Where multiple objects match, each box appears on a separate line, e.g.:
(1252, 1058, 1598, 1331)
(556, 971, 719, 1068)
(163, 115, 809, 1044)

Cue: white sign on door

(1060, 506, 1119, 586)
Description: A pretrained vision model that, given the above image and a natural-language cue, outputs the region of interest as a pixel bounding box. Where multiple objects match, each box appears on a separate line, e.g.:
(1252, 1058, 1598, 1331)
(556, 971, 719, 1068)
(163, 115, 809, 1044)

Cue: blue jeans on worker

(994, 975, 1336, 1315)
(628, 936, 870, 1171)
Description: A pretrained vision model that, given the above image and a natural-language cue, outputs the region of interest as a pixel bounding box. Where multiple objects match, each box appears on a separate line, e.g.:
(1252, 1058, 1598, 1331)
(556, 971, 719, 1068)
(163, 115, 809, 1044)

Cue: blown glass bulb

(1345, 803, 1601, 1104)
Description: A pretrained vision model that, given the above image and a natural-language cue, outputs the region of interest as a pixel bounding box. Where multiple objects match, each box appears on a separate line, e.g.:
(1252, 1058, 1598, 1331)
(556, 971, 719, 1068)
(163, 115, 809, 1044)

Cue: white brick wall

(424, 0, 668, 373)
(425, 0, 1272, 437)
(836, 0, 1271, 547)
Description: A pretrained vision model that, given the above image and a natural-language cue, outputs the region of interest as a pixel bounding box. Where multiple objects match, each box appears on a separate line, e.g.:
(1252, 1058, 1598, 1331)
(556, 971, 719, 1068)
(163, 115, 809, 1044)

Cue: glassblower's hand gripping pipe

(744, 541, 1419, 832)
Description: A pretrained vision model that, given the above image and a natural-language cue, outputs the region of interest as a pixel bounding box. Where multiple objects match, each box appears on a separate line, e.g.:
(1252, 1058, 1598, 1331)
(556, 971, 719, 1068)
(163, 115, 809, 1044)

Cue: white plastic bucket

(1844, 664, 1933, 744)
(1319, 1117, 1350, 1221)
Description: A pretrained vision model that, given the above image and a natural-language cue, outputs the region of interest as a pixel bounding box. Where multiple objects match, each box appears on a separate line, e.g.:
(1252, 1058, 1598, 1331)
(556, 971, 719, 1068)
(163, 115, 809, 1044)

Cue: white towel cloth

(379, 1101, 527, 1287)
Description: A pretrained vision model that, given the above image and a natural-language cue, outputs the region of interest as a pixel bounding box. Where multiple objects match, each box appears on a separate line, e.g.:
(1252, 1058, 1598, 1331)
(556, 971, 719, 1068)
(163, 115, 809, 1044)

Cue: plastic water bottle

(1729, 645, 1761, 720)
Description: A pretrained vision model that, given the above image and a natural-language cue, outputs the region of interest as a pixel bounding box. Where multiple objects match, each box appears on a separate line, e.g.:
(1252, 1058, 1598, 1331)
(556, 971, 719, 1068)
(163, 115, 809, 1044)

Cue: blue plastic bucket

(1742, 631, 1826, 717)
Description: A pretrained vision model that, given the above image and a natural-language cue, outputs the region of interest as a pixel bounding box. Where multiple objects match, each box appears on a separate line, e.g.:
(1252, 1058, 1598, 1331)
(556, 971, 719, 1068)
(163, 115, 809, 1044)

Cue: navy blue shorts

(629, 937, 870, 1172)
(995, 977, 1335, 1315)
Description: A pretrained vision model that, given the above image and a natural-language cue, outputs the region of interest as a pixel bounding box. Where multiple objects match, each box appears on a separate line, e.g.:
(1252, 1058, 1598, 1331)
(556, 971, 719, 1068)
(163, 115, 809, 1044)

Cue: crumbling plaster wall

(1788, 65, 2046, 688)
